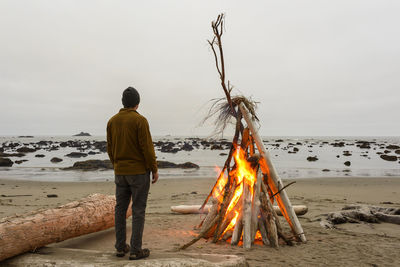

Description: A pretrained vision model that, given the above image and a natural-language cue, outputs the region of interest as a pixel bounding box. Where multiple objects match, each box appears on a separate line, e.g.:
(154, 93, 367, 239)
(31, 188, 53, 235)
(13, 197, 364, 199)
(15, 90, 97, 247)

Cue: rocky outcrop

(386, 145, 400, 150)
(73, 132, 91, 136)
(16, 147, 36, 153)
(380, 155, 398, 161)
(0, 158, 13, 167)
(65, 152, 88, 158)
(63, 160, 113, 171)
(51, 157, 63, 163)
(307, 156, 318, 162)
(157, 161, 199, 169)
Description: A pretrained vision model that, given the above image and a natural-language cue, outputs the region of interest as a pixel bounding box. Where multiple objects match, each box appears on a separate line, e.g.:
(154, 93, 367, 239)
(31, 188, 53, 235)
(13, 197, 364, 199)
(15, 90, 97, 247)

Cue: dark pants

(114, 173, 150, 253)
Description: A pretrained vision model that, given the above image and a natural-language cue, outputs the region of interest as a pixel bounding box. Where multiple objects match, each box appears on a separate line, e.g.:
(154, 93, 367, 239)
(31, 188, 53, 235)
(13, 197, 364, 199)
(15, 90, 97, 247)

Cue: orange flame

(211, 146, 260, 242)
(212, 166, 228, 203)
(221, 210, 239, 236)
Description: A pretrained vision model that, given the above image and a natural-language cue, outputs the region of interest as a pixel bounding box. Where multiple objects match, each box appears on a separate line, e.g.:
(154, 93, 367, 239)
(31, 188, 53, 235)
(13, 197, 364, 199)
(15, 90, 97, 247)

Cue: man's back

(107, 108, 157, 176)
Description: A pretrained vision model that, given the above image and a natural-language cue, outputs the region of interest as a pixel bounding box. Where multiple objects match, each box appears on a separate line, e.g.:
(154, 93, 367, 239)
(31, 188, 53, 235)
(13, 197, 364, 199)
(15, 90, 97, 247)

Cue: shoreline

(1, 176, 400, 266)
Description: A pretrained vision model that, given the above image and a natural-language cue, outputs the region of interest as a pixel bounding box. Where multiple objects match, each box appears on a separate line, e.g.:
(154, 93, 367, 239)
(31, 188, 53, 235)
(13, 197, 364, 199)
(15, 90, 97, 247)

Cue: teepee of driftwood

(179, 14, 306, 250)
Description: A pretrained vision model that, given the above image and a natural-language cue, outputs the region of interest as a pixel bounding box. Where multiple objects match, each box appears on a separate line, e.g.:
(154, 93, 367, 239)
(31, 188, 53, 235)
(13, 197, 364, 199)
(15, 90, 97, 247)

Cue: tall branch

(208, 13, 237, 118)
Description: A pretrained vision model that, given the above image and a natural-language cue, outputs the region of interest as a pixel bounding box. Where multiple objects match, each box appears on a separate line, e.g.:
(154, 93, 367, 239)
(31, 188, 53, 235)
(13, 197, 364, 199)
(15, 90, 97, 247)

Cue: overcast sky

(0, 0, 399, 137)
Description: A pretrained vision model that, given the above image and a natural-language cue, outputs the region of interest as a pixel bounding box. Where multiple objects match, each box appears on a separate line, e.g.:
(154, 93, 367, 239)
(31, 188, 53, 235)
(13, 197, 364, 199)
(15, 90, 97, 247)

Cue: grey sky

(0, 0, 399, 136)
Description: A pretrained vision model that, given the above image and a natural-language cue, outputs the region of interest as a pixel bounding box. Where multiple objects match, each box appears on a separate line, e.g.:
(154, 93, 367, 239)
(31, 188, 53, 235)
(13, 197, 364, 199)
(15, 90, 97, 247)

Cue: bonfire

(179, 14, 306, 250)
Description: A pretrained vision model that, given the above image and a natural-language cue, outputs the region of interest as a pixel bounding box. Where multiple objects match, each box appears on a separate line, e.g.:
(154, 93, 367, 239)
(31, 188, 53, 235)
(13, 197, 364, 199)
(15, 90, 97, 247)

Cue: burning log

(242, 179, 252, 249)
(239, 102, 306, 243)
(230, 213, 243, 246)
(171, 204, 307, 216)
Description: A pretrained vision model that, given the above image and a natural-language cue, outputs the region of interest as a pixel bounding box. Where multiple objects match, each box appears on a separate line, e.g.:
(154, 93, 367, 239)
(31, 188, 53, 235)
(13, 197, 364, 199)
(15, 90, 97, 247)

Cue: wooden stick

(261, 182, 293, 246)
(242, 181, 252, 249)
(179, 214, 220, 250)
(258, 217, 270, 246)
(200, 200, 218, 231)
(213, 181, 237, 242)
(250, 167, 262, 241)
(171, 204, 307, 216)
(260, 194, 279, 248)
(231, 213, 243, 246)
(239, 102, 306, 243)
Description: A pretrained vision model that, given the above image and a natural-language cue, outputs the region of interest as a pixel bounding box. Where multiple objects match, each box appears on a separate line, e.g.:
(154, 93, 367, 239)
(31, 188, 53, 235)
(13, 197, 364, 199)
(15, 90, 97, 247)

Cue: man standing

(107, 87, 158, 260)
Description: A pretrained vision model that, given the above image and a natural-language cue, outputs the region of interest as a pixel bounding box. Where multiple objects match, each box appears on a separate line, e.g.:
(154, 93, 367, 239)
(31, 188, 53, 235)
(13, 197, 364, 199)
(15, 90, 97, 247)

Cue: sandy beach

(1, 176, 400, 266)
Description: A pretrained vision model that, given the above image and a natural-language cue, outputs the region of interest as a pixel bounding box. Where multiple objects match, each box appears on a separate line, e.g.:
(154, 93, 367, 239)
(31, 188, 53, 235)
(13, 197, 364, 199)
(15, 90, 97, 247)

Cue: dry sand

(1, 176, 400, 266)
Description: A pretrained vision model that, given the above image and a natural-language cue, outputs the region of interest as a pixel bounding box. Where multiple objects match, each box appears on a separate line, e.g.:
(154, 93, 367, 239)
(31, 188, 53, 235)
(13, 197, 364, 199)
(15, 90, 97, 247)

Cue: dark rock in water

(63, 159, 113, 170)
(18, 136, 34, 138)
(336, 155, 340, 158)
(48, 146, 59, 151)
(157, 160, 199, 169)
(343, 151, 352, 156)
(15, 159, 28, 164)
(395, 150, 400, 155)
(157, 161, 177, 168)
(60, 142, 69, 147)
(181, 142, 194, 151)
(46, 194, 58, 198)
(16, 147, 36, 153)
(383, 150, 391, 154)
(358, 142, 371, 149)
(210, 144, 223, 150)
(293, 147, 299, 152)
(93, 141, 107, 153)
(160, 142, 179, 153)
(219, 153, 228, 156)
(307, 156, 318, 162)
(331, 142, 345, 147)
(88, 151, 98, 155)
(344, 161, 351, 166)
(0, 158, 13, 167)
(36, 140, 49, 146)
(386, 145, 400, 150)
(65, 152, 88, 158)
(322, 169, 330, 172)
(380, 155, 397, 162)
(275, 139, 284, 142)
(35, 154, 45, 158)
(179, 162, 200, 169)
(73, 132, 91, 136)
(0, 152, 25, 157)
(51, 157, 63, 163)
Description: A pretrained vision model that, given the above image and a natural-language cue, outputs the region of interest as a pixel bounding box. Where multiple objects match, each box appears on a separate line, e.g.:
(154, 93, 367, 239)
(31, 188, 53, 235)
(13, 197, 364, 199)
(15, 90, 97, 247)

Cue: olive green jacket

(107, 108, 158, 175)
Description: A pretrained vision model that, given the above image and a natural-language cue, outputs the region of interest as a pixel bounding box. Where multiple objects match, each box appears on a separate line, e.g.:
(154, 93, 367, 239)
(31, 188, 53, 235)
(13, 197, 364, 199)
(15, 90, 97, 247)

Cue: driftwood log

(0, 193, 131, 261)
(171, 204, 308, 216)
(321, 204, 400, 229)
(239, 102, 306, 243)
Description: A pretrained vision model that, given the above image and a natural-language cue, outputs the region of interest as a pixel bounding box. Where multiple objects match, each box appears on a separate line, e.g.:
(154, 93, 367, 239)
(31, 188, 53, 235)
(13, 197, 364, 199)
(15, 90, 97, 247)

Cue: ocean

(0, 135, 399, 182)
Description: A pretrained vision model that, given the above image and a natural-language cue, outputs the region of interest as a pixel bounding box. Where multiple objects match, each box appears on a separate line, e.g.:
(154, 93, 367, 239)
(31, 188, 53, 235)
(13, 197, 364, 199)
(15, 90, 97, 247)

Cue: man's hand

(152, 172, 159, 184)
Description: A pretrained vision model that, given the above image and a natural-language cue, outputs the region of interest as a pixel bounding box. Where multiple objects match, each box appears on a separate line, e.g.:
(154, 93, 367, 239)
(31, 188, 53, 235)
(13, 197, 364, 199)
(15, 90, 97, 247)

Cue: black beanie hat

(122, 87, 140, 108)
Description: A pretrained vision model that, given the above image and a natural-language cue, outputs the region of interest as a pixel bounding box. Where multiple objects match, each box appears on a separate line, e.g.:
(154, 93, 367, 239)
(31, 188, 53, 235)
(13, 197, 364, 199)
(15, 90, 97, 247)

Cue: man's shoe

(116, 244, 130, 257)
(129, 248, 150, 260)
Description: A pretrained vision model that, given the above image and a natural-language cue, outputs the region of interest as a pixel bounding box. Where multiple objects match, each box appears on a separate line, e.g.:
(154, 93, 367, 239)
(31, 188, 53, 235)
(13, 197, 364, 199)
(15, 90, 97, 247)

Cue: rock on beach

(0, 158, 13, 167)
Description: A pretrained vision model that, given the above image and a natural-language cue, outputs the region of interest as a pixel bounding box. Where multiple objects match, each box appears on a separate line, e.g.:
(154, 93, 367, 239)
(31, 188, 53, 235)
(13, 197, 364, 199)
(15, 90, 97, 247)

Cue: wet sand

(1, 177, 400, 266)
